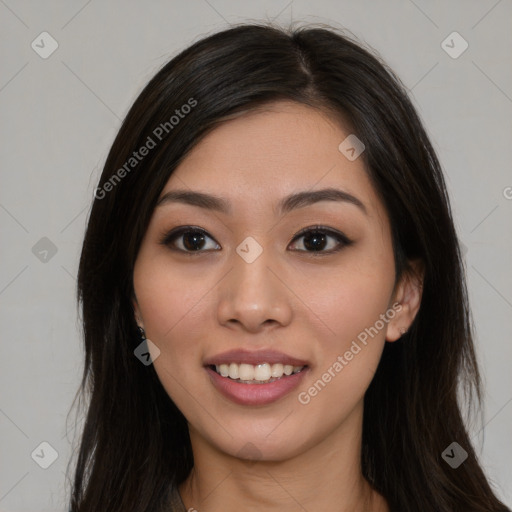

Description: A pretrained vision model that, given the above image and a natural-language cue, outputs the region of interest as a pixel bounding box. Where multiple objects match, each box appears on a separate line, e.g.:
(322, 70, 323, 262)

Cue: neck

(178, 403, 388, 512)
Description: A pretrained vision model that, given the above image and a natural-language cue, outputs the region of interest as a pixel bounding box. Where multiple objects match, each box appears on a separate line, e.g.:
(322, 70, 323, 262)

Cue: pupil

(183, 232, 205, 251)
(304, 231, 326, 251)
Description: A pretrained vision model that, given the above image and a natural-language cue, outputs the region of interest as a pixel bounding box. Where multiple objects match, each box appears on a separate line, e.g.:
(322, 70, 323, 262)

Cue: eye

(160, 226, 220, 253)
(288, 225, 352, 254)
(160, 225, 352, 255)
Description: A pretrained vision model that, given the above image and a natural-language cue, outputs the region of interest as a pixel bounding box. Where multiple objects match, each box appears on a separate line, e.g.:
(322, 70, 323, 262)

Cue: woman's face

(133, 100, 413, 461)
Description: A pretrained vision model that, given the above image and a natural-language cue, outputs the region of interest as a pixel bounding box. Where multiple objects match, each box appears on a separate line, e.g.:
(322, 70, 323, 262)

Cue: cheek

(133, 255, 225, 405)
(134, 255, 212, 341)
(295, 272, 394, 421)
(297, 248, 395, 406)
(133, 259, 211, 407)
(310, 261, 395, 346)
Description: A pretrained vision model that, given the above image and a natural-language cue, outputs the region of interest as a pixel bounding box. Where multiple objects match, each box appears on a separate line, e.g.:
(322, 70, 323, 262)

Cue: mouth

(204, 361, 310, 406)
(208, 362, 307, 384)
(203, 348, 311, 405)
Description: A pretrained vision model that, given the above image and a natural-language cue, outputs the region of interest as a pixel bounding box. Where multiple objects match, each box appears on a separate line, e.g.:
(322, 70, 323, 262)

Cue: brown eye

(161, 227, 220, 253)
(289, 226, 352, 254)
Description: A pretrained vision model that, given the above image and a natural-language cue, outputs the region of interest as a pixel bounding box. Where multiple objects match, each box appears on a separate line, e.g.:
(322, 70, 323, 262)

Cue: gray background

(1, 1, 511, 510)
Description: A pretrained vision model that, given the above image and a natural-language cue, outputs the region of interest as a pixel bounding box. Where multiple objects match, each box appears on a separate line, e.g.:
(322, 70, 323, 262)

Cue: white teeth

(270, 363, 283, 377)
(219, 364, 229, 377)
(214, 362, 305, 382)
(228, 362, 239, 380)
(239, 363, 254, 381)
(254, 363, 271, 381)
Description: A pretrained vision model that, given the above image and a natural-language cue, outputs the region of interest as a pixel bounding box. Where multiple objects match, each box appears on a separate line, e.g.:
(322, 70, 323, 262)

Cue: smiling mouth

(209, 362, 307, 384)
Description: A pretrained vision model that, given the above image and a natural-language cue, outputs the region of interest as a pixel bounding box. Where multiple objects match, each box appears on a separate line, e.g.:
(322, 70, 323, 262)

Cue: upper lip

(204, 349, 309, 367)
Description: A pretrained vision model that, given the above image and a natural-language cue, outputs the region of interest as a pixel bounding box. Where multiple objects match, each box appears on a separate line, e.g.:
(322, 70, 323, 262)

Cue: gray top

(167, 485, 187, 512)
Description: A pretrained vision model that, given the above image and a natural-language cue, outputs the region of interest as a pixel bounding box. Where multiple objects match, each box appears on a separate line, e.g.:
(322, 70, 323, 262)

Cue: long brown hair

(68, 22, 510, 511)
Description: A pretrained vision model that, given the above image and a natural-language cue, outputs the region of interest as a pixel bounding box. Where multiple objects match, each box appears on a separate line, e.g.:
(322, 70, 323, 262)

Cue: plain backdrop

(1, 1, 511, 510)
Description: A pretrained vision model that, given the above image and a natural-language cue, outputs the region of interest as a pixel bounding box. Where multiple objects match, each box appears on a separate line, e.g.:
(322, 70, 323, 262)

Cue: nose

(216, 246, 293, 333)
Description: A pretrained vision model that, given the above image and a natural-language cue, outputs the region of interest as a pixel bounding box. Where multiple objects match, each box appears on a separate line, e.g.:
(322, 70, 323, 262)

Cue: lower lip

(205, 366, 309, 406)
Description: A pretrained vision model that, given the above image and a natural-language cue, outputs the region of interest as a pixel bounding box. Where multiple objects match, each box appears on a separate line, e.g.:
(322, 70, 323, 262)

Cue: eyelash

(159, 225, 353, 256)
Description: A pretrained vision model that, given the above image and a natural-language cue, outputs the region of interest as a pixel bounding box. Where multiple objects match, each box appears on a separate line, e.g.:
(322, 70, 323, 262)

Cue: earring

(137, 325, 146, 340)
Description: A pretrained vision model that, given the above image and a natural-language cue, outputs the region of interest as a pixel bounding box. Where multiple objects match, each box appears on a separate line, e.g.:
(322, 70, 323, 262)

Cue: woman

(68, 22, 511, 511)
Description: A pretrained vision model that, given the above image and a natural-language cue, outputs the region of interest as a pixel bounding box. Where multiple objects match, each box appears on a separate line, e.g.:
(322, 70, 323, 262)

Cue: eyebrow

(156, 187, 367, 216)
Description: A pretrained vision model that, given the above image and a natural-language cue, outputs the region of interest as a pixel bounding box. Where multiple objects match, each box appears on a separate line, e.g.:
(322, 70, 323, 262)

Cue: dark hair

(68, 21, 510, 511)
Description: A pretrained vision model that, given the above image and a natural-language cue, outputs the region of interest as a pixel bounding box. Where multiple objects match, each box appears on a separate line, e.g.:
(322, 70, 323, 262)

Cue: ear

(385, 259, 424, 342)
(132, 293, 145, 331)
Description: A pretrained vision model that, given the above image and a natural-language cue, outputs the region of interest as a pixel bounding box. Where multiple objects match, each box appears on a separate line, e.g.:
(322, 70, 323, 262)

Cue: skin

(133, 100, 423, 512)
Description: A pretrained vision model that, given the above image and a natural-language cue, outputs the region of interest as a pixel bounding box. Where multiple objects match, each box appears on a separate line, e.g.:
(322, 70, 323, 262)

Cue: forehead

(160, 101, 386, 224)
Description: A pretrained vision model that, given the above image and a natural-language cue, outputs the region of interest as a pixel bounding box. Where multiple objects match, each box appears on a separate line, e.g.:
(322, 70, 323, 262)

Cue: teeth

(254, 363, 270, 381)
(214, 362, 304, 382)
(228, 362, 239, 380)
